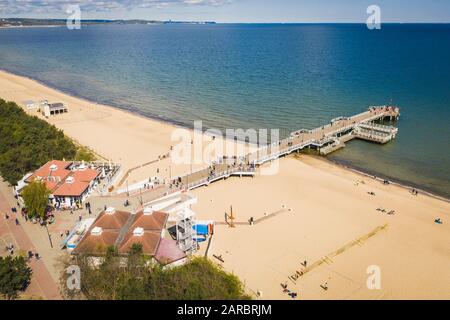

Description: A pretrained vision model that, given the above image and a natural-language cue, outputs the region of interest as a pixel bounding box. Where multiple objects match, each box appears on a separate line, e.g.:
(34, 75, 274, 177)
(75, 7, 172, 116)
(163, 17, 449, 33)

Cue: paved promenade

(0, 181, 62, 300)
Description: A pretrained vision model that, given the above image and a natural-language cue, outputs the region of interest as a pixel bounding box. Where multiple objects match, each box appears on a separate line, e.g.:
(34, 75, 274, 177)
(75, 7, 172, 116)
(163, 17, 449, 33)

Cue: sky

(1, 0, 450, 23)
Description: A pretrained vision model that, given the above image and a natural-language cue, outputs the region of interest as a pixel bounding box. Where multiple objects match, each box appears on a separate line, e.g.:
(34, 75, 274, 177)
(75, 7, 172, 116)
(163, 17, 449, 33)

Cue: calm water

(0, 24, 449, 197)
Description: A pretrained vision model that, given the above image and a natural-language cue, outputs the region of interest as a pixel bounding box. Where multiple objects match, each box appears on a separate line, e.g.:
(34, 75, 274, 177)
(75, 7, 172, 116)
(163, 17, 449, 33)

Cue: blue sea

(0, 24, 449, 197)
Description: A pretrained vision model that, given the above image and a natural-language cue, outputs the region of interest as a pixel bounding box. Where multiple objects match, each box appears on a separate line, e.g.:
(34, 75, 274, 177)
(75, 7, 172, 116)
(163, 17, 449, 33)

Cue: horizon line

(2, 18, 450, 24)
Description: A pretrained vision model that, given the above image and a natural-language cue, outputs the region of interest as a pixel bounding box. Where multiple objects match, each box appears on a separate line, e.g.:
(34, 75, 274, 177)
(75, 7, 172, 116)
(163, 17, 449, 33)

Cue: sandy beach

(193, 156, 450, 299)
(0, 70, 255, 187)
(1, 69, 449, 300)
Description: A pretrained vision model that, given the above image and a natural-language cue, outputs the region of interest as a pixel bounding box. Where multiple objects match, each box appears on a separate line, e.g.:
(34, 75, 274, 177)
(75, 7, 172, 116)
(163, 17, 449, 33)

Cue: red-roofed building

(72, 207, 184, 267)
(23, 160, 101, 208)
(118, 229, 161, 256)
(155, 238, 187, 267)
(26, 160, 72, 190)
(93, 209, 132, 230)
(129, 209, 169, 232)
(72, 228, 120, 256)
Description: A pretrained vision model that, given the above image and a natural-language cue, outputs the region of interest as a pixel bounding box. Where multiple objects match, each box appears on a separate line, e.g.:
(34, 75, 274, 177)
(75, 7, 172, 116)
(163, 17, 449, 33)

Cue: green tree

(21, 181, 50, 219)
(0, 99, 96, 185)
(62, 252, 251, 300)
(0, 256, 32, 300)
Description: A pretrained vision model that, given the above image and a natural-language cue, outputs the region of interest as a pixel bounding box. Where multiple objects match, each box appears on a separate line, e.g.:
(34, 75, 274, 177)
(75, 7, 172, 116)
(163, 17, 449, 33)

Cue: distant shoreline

(1, 22, 450, 30)
(0, 25, 65, 29)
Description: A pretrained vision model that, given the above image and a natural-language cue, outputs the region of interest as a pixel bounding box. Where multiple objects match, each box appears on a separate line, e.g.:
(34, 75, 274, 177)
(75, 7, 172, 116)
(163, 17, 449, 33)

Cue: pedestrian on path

(15, 218, 19, 225)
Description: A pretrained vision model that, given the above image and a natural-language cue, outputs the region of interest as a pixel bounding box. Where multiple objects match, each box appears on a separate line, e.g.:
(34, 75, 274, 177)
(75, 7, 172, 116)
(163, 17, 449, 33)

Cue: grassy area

(0, 99, 96, 185)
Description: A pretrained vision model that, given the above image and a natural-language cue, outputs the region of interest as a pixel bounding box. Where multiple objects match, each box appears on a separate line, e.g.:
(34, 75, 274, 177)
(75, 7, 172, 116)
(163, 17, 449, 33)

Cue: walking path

(0, 182, 62, 300)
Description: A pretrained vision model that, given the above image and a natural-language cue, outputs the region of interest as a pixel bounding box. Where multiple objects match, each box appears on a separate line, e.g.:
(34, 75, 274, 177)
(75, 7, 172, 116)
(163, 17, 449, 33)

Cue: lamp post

(44, 222, 53, 248)
(126, 172, 130, 197)
(187, 139, 194, 189)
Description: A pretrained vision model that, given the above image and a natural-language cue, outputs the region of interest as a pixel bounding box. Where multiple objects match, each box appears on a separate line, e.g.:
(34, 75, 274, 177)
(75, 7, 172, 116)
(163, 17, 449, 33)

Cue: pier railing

(184, 166, 256, 190)
(108, 106, 400, 197)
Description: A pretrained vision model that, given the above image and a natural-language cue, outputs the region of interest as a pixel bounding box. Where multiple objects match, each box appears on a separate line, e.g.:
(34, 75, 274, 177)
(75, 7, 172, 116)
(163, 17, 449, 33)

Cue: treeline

(0, 99, 94, 185)
(62, 246, 251, 300)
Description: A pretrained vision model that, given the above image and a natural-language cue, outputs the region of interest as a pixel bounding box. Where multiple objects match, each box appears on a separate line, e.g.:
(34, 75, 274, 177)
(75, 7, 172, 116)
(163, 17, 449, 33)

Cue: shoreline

(323, 156, 450, 203)
(0, 67, 193, 132)
(1, 67, 449, 200)
(1, 69, 450, 300)
(0, 25, 65, 29)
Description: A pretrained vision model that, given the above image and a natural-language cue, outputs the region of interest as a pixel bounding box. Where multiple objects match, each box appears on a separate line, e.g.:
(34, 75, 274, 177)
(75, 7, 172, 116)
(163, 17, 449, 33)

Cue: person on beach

(15, 218, 19, 225)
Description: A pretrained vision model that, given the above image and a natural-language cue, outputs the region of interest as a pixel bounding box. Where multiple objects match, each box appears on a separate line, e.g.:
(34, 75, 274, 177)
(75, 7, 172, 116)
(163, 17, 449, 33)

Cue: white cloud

(0, 0, 235, 15)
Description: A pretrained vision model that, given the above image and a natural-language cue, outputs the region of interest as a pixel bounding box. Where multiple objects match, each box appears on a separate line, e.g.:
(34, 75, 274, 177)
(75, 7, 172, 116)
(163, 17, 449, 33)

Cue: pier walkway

(108, 105, 400, 203)
(248, 105, 400, 163)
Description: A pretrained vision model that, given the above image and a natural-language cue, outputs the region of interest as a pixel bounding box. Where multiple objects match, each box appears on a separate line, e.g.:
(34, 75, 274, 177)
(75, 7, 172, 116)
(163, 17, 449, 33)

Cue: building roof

(25, 161, 100, 197)
(52, 168, 99, 197)
(155, 238, 187, 266)
(73, 208, 172, 258)
(48, 102, 67, 110)
(92, 210, 132, 230)
(26, 160, 73, 189)
(72, 168, 100, 182)
(72, 229, 120, 255)
(52, 180, 90, 197)
(130, 210, 169, 231)
(118, 230, 161, 256)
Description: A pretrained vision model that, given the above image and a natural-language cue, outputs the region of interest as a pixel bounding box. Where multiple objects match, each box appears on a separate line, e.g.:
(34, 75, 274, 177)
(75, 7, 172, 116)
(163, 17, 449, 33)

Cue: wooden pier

(248, 105, 400, 164)
(117, 105, 400, 199)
